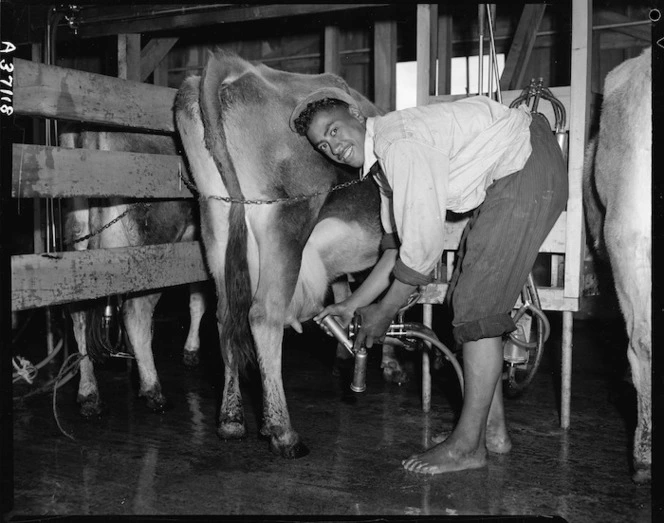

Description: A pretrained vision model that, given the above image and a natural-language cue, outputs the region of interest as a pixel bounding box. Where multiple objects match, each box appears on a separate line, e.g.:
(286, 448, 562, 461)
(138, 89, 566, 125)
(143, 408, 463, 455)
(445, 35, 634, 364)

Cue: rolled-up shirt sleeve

(381, 140, 450, 286)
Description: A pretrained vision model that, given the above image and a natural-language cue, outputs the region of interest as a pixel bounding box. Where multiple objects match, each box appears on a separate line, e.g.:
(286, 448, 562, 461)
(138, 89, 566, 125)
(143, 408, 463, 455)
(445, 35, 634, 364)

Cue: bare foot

(402, 440, 487, 474)
(431, 427, 512, 454)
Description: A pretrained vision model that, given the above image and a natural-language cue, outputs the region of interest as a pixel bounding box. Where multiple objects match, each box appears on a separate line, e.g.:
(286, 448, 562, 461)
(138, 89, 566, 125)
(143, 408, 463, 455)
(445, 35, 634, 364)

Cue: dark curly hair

(293, 98, 350, 136)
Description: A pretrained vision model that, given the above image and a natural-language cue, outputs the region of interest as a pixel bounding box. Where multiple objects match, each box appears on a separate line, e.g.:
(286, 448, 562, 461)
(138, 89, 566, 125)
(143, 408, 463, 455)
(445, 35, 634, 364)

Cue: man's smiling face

(305, 105, 366, 169)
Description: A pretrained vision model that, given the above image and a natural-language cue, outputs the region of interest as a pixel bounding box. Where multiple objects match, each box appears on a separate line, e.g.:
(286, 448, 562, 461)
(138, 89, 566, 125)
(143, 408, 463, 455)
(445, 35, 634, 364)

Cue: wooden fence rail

(12, 59, 207, 311)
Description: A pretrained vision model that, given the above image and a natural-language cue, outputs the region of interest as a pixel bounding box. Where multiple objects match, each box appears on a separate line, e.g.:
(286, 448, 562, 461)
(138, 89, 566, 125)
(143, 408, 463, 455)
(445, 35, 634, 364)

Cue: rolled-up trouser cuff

(453, 313, 516, 344)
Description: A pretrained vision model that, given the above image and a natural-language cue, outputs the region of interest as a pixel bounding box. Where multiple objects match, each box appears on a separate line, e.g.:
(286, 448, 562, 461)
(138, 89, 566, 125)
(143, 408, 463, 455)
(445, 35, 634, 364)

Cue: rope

(52, 352, 85, 441)
(12, 356, 38, 384)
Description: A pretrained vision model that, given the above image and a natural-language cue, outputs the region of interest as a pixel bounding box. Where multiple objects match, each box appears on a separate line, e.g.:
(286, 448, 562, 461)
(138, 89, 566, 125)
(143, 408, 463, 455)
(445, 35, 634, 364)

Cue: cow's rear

(175, 51, 382, 457)
(583, 47, 651, 483)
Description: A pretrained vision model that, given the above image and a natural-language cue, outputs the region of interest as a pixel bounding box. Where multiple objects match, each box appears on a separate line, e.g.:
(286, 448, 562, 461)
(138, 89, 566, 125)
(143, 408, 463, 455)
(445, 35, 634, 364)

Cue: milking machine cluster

(319, 307, 465, 396)
(319, 271, 553, 398)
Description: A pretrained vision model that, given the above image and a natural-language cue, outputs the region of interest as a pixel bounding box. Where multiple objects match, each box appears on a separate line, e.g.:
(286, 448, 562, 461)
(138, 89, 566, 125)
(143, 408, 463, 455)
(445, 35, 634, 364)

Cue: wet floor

(6, 293, 656, 521)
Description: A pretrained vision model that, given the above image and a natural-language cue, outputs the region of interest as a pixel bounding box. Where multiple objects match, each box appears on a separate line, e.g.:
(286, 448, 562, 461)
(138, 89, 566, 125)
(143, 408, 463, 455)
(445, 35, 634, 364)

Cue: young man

(290, 88, 568, 474)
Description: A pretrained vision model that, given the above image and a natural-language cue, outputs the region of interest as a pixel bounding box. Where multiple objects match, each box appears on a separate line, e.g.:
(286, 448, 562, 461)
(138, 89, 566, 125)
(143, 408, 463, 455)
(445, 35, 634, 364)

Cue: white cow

(583, 46, 651, 483)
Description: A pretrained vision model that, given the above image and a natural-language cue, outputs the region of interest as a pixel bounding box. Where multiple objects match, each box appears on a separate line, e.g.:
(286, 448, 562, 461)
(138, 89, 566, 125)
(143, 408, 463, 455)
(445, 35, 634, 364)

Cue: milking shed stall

(2, 2, 656, 521)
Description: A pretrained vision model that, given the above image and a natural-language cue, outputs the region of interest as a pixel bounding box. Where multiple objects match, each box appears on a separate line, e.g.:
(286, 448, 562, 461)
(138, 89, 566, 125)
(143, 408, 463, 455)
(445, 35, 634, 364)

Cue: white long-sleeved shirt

(361, 95, 533, 285)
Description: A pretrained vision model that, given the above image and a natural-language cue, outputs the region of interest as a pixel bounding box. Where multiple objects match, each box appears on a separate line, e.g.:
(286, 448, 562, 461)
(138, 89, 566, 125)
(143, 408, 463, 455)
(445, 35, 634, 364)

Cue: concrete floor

(6, 294, 656, 521)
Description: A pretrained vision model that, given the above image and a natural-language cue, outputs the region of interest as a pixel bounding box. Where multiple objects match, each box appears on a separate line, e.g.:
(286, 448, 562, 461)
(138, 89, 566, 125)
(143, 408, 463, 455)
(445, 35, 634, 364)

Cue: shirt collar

(361, 117, 378, 180)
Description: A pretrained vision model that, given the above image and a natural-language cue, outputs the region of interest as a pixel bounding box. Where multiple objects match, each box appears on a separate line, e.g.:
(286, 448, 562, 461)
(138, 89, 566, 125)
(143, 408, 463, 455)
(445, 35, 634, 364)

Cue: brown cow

(175, 51, 383, 457)
(583, 46, 651, 483)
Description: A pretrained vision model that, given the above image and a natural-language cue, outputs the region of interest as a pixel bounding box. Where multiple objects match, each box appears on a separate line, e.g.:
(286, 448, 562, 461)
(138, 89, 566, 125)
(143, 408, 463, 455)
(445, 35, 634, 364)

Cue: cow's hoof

(632, 466, 651, 484)
(382, 360, 409, 386)
(77, 394, 107, 419)
(218, 421, 246, 440)
(269, 438, 310, 459)
(183, 350, 200, 367)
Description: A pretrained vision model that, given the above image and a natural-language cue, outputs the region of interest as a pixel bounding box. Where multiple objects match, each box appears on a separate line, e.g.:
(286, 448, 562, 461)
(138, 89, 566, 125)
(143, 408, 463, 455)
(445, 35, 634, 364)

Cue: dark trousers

(449, 113, 568, 344)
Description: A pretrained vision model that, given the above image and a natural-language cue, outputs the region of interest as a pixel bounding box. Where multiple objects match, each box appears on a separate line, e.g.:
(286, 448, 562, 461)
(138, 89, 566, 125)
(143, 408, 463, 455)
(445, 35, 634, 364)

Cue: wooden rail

(12, 58, 206, 311)
(12, 242, 208, 311)
(14, 58, 176, 132)
(12, 144, 193, 199)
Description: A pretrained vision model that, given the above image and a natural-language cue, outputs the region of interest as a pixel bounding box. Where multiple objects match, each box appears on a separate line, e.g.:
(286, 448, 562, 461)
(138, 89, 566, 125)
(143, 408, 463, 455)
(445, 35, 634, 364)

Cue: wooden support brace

(499, 4, 546, 91)
(140, 37, 179, 82)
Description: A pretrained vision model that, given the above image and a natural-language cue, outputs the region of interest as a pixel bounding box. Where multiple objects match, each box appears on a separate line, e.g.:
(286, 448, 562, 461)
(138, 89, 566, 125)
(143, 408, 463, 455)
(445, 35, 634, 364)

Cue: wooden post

(437, 11, 453, 95)
(560, 0, 591, 430)
(422, 304, 432, 413)
(30, 43, 43, 256)
(416, 4, 432, 106)
(429, 4, 438, 96)
(373, 20, 397, 111)
(324, 26, 341, 75)
(118, 34, 141, 81)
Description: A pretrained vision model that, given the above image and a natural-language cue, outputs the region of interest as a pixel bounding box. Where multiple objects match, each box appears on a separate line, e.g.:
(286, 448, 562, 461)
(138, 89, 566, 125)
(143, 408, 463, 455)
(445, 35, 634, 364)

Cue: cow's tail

(199, 51, 255, 371)
(582, 136, 606, 257)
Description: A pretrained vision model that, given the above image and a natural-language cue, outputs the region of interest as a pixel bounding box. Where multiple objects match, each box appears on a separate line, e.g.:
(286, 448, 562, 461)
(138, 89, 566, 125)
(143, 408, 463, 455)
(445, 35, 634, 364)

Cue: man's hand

(314, 300, 356, 334)
(353, 303, 395, 350)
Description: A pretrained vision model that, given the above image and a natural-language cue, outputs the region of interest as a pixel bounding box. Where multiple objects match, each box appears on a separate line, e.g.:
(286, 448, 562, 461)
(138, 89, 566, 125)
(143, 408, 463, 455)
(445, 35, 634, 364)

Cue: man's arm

(313, 248, 397, 327)
(383, 140, 450, 283)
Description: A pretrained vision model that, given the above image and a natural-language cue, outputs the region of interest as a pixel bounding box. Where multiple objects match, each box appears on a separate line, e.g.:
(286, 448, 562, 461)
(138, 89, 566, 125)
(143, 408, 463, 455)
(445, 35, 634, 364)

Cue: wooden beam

(437, 12, 453, 95)
(12, 145, 194, 199)
(373, 20, 397, 112)
(500, 4, 546, 91)
(418, 285, 578, 312)
(324, 26, 341, 75)
(594, 11, 650, 41)
(416, 4, 432, 106)
(12, 242, 209, 311)
(141, 37, 179, 82)
(77, 4, 388, 38)
(564, 0, 591, 302)
(118, 34, 141, 81)
(14, 59, 176, 132)
(432, 85, 572, 131)
(438, 213, 567, 253)
(429, 4, 438, 97)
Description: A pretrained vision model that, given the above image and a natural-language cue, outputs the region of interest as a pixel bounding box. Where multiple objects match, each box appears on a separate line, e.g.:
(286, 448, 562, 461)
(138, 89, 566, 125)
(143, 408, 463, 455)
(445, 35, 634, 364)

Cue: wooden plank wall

(11, 59, 206, 311)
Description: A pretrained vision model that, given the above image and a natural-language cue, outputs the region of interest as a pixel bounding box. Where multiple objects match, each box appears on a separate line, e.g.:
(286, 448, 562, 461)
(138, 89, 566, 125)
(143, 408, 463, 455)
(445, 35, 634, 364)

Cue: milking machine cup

(319, 315, 367, 393)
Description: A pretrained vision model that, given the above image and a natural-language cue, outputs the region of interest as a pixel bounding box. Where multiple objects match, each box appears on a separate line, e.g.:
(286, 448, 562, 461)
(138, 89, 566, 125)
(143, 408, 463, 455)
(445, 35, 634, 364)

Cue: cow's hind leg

(251, 299, 309, 459)
(183, 283, 206, 367)
(123, 293, 171, 413)
(70, 307, 106, 418)
(250, 225, 309, 459)
(605, 223, 651, 483)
